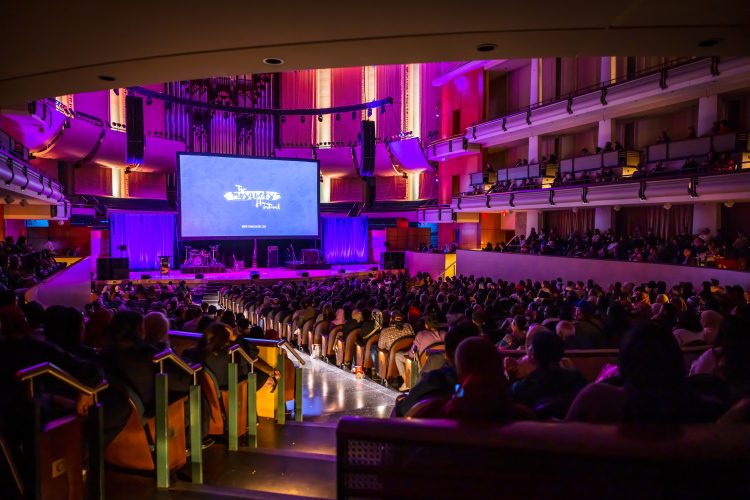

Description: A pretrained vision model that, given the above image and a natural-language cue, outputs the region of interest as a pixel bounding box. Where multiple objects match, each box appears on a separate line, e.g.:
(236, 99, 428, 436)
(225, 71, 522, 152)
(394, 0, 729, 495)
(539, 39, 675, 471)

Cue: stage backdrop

(323, 216, 368, 264)
(110, 211, 177, 271)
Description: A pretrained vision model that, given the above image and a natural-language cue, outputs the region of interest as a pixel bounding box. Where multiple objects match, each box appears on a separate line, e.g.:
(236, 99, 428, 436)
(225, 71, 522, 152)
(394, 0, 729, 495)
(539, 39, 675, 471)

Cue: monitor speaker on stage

(298, 271, 309, 278)
(195, 273, 205, 279)
(250, 272, 260, 280)
(97, 258, 129, 280)
(267, 246, 279, 268)
(359, 120, 375, 176)
(125, 95, 144, 165)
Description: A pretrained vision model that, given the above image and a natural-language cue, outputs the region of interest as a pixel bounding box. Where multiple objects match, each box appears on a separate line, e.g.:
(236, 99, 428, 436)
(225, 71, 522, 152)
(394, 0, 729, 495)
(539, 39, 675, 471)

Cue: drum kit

(183, 244, 220, 266)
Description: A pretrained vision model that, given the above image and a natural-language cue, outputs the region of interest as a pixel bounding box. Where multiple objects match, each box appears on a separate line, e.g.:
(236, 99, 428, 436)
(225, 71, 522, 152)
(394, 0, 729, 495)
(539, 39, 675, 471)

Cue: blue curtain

(323, 216, 368, 264)
(110, 211, 176, 271)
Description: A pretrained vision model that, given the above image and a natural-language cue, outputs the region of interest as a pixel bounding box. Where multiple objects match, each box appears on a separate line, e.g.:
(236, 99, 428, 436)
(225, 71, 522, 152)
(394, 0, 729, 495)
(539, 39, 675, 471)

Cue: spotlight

(300, 116, 305, 124)
(100, 75, 116, 82)
(4, 195, 13, 204)
(367, 108, 372, 118)
(19, 199, 28, 207)
(571, 207, 579, 214)
(317, 114, 323, 123)
(663, 203, 672, 210)
(476, 43, 497, 52)
(613, 205, 621, 212)
(146, 97, 152, 106)
(281, 115, 286, 123)
(335, 113, 341, 121)
(380, 105, 386, 115)
(724, 200, 735, 208)
(262, 57, 284, 65)
(125, 166, 132, 175)
(352, 111, 357, 120)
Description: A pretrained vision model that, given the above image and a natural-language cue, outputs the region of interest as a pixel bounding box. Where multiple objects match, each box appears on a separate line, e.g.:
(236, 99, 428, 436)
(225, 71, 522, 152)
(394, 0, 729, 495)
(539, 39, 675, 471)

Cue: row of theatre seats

(219, 290, 442, 388)
(3, 334, 303, 499)
(339, 343, 750, 498)
(468, 131, 749, 193)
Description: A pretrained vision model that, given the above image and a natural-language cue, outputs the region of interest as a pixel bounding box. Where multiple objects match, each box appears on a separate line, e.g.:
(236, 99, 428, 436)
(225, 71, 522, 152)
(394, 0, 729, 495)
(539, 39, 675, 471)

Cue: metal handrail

(279, 339, 306, 366)
(438, 261, 457, 280)
(152, 349, 202, 377)
(228, 344, 257, 371)
(17, 362, 109, 401)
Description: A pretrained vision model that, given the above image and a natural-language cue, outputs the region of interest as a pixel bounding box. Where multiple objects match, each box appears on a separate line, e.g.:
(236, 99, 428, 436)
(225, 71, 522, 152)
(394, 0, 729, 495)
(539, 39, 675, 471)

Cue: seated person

(394, 316, 444, 392)
(682, 157, 700, 172)
(371, 311, 414, 373)
(511, 330, 587, 419)
(498, 314, 527, 350)
(393, 321, 478, 417)
(673, 310, 722, 347)
(440, 337, 534, 421)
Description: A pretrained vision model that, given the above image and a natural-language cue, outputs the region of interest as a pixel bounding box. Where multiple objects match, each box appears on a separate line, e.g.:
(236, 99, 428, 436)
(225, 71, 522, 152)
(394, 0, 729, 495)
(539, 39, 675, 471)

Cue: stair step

(170, 482, 327, 500)
(254, 420, 336, 457)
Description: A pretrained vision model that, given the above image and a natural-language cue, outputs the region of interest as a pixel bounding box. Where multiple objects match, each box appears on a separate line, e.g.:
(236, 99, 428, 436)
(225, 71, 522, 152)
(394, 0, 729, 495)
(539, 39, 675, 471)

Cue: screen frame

(176, 151, 320, 240)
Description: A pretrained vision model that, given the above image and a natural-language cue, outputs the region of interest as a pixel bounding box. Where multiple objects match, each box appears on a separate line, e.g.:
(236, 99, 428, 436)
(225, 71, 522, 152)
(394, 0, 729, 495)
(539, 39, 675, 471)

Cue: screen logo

(224, 185, 281, 210)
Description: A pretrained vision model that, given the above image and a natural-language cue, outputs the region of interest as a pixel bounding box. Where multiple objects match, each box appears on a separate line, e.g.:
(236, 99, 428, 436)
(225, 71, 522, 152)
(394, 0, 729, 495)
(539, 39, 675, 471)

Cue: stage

(94, 263, 380, 286)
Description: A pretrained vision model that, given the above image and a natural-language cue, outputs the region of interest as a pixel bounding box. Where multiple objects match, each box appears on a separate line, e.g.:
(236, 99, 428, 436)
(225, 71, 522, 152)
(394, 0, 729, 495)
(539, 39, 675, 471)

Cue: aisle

(294, 352, 398, 423)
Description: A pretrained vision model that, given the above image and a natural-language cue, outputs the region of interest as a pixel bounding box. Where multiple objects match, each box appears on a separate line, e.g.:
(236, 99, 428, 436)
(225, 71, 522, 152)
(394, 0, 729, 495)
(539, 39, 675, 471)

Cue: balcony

(430, 57, 750, 152)
(426, 135, 481, 162)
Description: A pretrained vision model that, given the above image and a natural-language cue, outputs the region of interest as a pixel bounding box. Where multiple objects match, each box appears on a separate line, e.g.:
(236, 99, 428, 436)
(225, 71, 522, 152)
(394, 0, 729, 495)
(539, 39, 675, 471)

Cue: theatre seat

(377, 336, 415, 384)
(39, 414, 85, 499)
(309, 320, 330, 358)
(199, 368, 249, 438)
(325, 324, 344, 359)
(355, 332, 380, 371)
(298, 318, 315, 352)
(335, 328, 362, 368)
(105, 390, 187, 472)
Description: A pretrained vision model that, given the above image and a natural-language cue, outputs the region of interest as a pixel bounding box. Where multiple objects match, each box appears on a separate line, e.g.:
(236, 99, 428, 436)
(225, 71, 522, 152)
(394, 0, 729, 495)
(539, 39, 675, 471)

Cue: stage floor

(126, 263, 377, 284)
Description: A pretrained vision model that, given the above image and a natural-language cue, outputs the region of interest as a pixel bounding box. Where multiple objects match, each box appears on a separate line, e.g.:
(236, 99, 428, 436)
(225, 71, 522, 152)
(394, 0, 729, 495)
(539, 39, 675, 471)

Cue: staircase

(106, 419, 337, 499)
(197, 281, 225, 306)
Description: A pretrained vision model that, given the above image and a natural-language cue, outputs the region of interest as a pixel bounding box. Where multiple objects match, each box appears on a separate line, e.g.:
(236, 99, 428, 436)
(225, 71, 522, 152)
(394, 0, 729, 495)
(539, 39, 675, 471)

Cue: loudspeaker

(126, 95, 144, 165)
(140, 274, 151, 280)
(267, 246, 279, 268)
(359, 120, 375, 176)
(297, 271, 309, 278)
(363, 177, 376, 208)
(96, 258, 129, 280)
(195, 273, 205, 279)
(380, 251, 405, 270)
(338, 268, 347, 274)
(250, 272, 260, 280)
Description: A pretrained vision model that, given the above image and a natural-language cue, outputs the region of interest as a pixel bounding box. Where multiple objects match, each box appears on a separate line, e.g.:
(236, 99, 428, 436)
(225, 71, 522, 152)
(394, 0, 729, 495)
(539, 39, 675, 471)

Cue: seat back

(299, 318, 315, 349)
(337, 417, 750, 499)
(378, 336, 415, 381)
(39, 414, 85, 500)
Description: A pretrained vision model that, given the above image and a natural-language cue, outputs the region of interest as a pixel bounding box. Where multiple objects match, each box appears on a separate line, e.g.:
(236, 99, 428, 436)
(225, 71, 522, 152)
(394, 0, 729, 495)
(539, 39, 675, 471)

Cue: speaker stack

(359, 120, 375, 176)
(125, 95, 144, 165)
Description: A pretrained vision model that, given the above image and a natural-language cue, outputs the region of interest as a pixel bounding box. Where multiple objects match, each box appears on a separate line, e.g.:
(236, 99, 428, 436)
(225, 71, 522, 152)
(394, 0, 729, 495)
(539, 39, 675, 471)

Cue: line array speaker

(126, 95, 144, 165)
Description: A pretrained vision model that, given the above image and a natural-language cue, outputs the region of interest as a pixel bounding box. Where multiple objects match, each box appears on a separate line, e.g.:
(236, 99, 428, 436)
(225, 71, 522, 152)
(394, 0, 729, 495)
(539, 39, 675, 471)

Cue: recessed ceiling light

(98, 75, 116, 81)
(476, 43, 497, 53)
(263, 58, 284, 66)
(697, 38, 721, 48)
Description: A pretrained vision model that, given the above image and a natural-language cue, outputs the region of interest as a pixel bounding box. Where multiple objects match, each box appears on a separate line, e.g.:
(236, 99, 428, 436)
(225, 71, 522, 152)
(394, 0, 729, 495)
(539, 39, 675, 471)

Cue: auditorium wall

(450, 249, 750, 288)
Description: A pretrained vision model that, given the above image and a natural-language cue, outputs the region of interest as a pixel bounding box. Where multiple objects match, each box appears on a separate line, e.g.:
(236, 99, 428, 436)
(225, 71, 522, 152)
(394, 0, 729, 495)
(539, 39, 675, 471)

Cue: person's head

(22, 301, 45, 329)
(529, 330, 565, 369)
(43, 306, 84, 351)
(511, 314, 527, 335)
(556, 320, 575, 340)
(220, 310, 236, 328)
(575, 301, 595, 320)
(423, 315, 440, 332)
(454, 337, 504, 385)
(109, 310, 145, 346)
(200, 322, 232, 356)
(391, 310, 405, 328)
(237, 317, 250, 331)
(444, 321, 480, 367)
(351, 309, 363, 322)
(84, 309, 113, 348)
(699, 310, 722, 344)
(144, 311, 170, 347)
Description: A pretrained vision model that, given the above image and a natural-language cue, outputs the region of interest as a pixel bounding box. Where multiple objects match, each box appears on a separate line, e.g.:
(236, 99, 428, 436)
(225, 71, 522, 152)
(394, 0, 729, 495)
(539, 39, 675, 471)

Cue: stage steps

(198, 281, 226, 306)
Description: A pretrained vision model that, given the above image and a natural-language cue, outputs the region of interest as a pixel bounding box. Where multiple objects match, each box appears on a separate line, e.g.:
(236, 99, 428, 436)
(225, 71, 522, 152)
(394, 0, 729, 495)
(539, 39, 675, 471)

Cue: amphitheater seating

(337, 417, 750, 499)
(376, 336, 415, 384)
(199, 368, 249, 438)
(309, 320, 330, 356)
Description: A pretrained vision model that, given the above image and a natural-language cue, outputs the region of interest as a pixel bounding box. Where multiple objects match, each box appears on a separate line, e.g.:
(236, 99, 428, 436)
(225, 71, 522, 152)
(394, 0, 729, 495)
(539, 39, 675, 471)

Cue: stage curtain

(617, 205, 693, 240)
(376, 65, 404, 140)
(280, 70, 315, 145)
(375, 176, 407, 201)
(323, 216, 368, 264)
(543, 208, 595, 236)
(332, 67, 363, 146)
(330, 177, 363, 202)
(110, 211, 176, 271)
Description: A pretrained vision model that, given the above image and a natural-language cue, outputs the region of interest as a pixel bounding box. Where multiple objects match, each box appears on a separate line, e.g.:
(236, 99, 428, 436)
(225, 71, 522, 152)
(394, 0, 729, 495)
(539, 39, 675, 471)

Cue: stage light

(19, 199, 28, 207)
(367, 108, 372, 118)
(724, 200, 735, 208)
(317, 114, 323, 122)
(4, 195, 14, 204)
(281, 115, 286, 123)
(380, 105, 386, 114)
(262, 57, 284, 65)
(300, 116, 305, 124)
(335, 113, 341, 121)
(146, 97, 152, 106)
(352, 111, 357, 120)
(125, 166, 132, 175)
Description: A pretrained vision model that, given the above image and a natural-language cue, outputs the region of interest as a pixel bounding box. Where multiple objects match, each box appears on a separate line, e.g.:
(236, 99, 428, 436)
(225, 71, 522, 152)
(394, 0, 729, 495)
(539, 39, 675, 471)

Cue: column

(692, 202, 719, 235)
(529, 58, 541, 106)
(697, 95, 718, 137)
(594, 207, 614, 232)
(600, 56, 616, 84)
(528, 135, 540, 164)
(597, 119, 613, 149)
